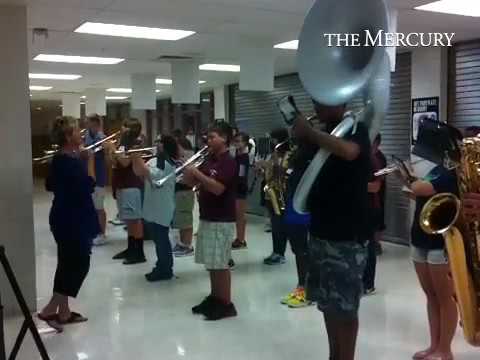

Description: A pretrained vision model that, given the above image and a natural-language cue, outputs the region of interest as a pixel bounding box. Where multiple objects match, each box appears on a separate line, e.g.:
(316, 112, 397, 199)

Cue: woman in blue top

(132, 134, 177, 282)
(39, 117, 100, 325)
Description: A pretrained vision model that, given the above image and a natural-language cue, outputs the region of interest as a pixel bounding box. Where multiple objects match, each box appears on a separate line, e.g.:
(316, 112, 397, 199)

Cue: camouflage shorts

(306, 236, 367, 319)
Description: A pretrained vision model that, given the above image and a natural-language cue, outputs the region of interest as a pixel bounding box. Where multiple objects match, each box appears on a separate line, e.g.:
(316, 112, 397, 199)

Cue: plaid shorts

(306, 236, 367, 319)
(195, 221, 235, 270)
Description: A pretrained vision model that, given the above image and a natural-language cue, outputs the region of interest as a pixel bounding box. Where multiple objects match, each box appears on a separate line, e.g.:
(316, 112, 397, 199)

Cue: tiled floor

(4, 189, 478, 359)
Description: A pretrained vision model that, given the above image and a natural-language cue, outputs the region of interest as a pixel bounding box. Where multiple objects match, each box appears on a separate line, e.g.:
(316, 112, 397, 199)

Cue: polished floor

(5, 188, 478, 360)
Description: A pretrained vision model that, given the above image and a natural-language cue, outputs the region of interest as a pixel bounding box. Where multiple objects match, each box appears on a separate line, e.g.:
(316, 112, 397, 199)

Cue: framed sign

(411, 97, 439, 145)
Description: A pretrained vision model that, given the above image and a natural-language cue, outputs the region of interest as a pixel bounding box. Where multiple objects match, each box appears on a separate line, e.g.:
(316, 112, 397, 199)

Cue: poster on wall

(411, 97, 439, 145)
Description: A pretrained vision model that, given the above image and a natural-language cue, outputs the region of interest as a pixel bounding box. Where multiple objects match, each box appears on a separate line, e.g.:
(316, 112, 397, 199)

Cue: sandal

(37, 313, 63, 333)
(58, 311, 88, 324)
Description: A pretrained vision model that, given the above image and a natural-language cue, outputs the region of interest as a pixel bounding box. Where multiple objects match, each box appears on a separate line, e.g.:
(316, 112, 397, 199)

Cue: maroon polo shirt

(198, 150, 237, 222)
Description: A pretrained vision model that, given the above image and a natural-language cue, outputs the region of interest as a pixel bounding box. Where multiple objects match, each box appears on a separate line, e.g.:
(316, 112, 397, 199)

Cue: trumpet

(114, 146, 157, 159)
(374, 157, 425, 177)
(154, 146, 209, 188)
(33, 130, 120, 164)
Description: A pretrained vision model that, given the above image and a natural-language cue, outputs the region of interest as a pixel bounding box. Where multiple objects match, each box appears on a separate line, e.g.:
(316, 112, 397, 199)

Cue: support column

(62, 94, 81, 118)
(0, 5, 36, 315)
(86, 88, 106, 116)
(214, 86, 226, 121)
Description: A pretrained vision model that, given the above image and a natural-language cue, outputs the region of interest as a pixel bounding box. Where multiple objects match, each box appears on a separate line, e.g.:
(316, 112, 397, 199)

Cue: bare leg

(97, 209, 107, 235)
(128, 220, 144, 239)
(210, 269, 231, 304)
(428, 264, 457, 359)
(414, 262, 440, 359)
(40, 293, 61, 316)
(235, 199, 247, 244)
(57, 295, 71, 321)
(180, 227, 193, 248)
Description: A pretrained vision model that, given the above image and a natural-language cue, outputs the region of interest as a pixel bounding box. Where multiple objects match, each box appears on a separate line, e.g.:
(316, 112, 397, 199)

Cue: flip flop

(58, 312, 88, 324)
(37, 313, 63, 333)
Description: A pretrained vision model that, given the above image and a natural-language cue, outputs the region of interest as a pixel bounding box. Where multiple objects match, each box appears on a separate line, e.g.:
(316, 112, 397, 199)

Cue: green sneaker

(286, 289, 312, 308)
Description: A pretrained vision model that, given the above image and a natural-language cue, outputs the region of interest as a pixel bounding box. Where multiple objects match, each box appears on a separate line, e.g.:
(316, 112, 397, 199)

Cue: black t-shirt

(307, 122, 372, 242)
(411, 166, 458, 250)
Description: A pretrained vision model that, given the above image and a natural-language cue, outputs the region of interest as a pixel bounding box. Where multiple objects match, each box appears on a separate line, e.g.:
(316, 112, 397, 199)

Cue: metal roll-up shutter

(231, 52, 412, 246)
(449, 41, 480, 129)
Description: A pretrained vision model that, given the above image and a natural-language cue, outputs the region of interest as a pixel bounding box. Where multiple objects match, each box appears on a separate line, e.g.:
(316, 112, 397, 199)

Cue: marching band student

(108, 119, 146, 265)
(232, 132, 250, 249)
(172, 132, 196, 257)
(132, 135, 177, 282)
(84, 114, 108, 246)
(183, 122, 238, 321)
(293, 101, 371, 360)
(398, 162, 459, 360)
(39, 117, 99, 326)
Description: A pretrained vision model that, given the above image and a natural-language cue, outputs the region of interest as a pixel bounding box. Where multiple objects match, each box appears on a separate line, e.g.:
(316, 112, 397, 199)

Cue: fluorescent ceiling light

(75, 22, 195, 41)
(274, 40, 299, 50)
(155, 78, 206, 85)
(198, 64, 240, 72)
(29, 85, 52, 91)
(107, 88, 132, 93)
(80, 101, 86, 105)
(81, 95, 86, 99)
(29, 73, 82, 80)
(156, 89, 161, 93)
(105, 96, 128, 100)
(199, 64, 240, 72)
(155, 78, 172, 85)
(415, 1, 480, 17)
(34, 54, 124, 65)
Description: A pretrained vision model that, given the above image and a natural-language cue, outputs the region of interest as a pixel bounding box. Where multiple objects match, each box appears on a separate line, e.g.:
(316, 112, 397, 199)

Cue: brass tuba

(420, 137, 480, 346)
(292, 0, 391, 214)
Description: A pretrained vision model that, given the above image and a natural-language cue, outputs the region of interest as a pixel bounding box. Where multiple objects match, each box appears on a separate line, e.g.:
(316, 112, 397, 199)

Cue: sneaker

(192, 296, 216, 315)
(287, 289, 312, 308)
(232, 239, 247, 250)
(173, 245, 194, 257)
(364, 287, 377, 296)
(204, 302, 237, 321)
(109, 216, 124, 226)
(264, 254, 286, 265)
(281, 288, 302, 305)
(145, 271, 173, 282)
(228, 259, 236, 269)
(93, 235, 107, 246)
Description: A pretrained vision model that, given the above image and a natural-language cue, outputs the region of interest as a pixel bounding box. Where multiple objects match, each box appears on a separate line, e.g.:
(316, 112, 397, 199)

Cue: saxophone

(264, 147, 290, 216)
(420, 136, 480, 347)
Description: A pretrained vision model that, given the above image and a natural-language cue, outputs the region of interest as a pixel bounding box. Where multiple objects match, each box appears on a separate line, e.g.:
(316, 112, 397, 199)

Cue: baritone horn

(292, 0, 391, 214)
(420, 136, 480, 347)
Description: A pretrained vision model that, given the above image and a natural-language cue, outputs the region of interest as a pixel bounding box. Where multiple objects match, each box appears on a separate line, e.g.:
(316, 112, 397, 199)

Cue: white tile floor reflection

(4, 188, 478, 359)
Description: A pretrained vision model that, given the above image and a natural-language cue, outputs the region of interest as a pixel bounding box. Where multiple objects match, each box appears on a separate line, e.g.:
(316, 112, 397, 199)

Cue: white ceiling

(17, 0, 480, 100)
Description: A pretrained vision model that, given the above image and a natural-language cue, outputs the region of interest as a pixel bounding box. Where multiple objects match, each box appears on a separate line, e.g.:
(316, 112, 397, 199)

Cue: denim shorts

(306, 237, 367, 319)
(92, 186, 105, 210)
(117, 188, 142, 221)
(411, 245, 448, 265)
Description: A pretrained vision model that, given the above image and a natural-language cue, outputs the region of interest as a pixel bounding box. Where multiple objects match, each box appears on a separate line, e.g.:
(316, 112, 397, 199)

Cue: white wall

(412, 47, 449, 122)
(0, 5, 36, 315)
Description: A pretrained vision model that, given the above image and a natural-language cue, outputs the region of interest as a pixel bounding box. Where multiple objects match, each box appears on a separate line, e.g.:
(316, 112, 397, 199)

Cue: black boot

(112, 236, 133, 260)
(123, 238, 146, 265)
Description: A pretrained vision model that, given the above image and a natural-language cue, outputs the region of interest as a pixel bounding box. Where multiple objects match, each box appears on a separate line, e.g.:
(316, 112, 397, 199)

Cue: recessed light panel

(415, 1, 480, 17)
(199, 64, 240, 72)
(34, 54, 124, 65)
(29, 73, 82, 80)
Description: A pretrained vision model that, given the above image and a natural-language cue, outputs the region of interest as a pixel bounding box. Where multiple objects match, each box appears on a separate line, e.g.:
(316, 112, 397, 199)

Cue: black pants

(53, 242, 91, 298)
(363, 240, 377, 291)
